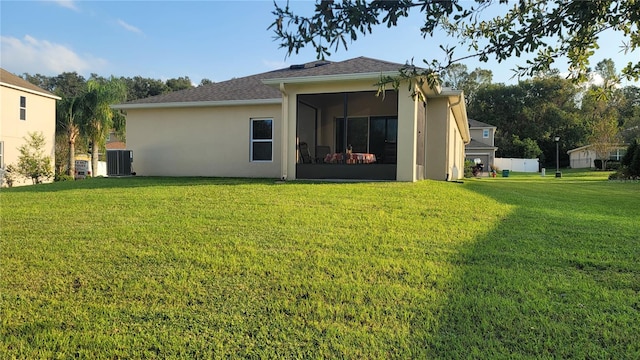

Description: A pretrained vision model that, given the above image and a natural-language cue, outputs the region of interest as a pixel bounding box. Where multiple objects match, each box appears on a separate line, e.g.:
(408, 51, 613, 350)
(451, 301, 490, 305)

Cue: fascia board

(261, 71, 400, 86)
(1, 82, 61, 100)
(111, 98, 282, 110)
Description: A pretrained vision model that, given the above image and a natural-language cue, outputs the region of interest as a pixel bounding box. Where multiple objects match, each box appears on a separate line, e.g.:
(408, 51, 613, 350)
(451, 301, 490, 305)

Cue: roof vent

(289, 64, 305, 70)
(314, 61, 330, 67)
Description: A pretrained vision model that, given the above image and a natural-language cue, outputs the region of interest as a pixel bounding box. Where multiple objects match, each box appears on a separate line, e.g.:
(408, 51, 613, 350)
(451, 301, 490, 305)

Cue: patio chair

(315, 145, 331, 163)
(299, 142, 313, 163)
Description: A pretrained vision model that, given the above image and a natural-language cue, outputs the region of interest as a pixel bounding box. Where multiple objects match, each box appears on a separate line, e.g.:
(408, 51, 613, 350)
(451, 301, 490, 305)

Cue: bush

(54, 174, 74, 182)
(464, 160, 475, 178)
(2, 164, 18, 188)
(593, 159, 602, 170)
(607, 161, 621, 170)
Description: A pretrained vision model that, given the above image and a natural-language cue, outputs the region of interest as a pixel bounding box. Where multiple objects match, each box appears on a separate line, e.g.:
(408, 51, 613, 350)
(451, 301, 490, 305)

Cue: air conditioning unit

(107, 150, 133, 176)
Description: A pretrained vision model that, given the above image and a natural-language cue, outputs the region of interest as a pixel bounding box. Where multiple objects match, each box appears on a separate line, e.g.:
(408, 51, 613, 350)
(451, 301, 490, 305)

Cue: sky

(1, 0, 638, 87)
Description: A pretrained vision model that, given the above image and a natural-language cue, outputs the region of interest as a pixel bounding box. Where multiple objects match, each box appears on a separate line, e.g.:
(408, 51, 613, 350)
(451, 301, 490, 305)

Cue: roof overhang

(262, 71, 401, 86)
(438, 88, 471, 144)
(0, 82, 61, 100)
(112, 98, 281, 110)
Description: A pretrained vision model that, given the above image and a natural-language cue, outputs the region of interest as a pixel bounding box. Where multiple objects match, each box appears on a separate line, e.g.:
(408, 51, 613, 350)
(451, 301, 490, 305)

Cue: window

(251, 119, 273, 161)
(483, 129, 490, 138)
(609, 149, 625, 161)
(20, 96, 26, 120)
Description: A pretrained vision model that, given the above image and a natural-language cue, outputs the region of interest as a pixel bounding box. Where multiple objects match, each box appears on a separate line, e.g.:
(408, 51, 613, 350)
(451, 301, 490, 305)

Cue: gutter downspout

(445, 95, 462, 181)
(279, 83, 288, 180)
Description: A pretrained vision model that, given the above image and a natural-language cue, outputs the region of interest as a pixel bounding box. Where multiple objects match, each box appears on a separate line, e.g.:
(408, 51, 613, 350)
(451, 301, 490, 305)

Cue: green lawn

(1, 171, 638, 359)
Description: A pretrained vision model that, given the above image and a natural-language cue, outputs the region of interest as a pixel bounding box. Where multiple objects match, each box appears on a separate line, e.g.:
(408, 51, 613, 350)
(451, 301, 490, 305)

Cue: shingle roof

(122, 57, 409, 105)
(468, 118, 496, 128)
(465, 139, 497, 149)
(0, 68, 58, 98)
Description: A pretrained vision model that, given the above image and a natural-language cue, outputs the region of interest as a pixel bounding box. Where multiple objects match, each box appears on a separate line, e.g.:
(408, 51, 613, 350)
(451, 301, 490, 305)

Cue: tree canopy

(271, 0, 640, 83)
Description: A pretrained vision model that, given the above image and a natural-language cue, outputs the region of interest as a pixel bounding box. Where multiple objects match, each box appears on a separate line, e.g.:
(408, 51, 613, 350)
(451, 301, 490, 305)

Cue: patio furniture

(299, 142, 312, 163)
(323, 152, 377, 164)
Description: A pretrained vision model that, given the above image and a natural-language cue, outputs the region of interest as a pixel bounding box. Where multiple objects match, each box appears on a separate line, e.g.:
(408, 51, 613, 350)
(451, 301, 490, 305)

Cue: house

(465, 119, 497, 171)
(113, 57, 470, 181)
(0, 68, 60, 186)
(106, 130, 126, 150)
(567, 144, 627, 169)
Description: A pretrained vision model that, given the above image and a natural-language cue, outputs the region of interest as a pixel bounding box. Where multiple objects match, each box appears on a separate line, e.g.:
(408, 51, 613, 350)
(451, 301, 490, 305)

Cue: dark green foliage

(630, 143, 640, 177)
(271, 0, 640, 81)
(468, 77, 582, 166)
(464, 159, 474, 178)
(54, 174, 74, 182)
(621, 139, 638, 167)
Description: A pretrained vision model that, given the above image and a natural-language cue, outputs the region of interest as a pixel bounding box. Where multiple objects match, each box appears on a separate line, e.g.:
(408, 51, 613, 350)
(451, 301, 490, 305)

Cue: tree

(469, 75, 583, 166)
(121, 76, 170, 100)
(166, 77, 193, 92)
(511, 135, 543, 159)
(83, 77, 128, 176)
(16, 132, 53, 184)
(582, 59, 622, 170)
(57, 94, 87, 177)
(440, 64, 492, 106)
(199, 78, 214, 87)
(271, 0, 640, 88)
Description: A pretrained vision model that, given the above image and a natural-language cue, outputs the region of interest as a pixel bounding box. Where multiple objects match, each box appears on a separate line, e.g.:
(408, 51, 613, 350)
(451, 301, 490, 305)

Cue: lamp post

(554, 136, 562, 178)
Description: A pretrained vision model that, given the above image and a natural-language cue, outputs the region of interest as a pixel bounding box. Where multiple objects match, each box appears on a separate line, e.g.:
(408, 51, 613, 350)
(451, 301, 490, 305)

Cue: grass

(1, 171, 638, 359)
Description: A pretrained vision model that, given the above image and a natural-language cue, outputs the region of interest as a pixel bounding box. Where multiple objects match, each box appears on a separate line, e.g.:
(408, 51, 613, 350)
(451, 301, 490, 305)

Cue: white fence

(494, 158, 539, 172)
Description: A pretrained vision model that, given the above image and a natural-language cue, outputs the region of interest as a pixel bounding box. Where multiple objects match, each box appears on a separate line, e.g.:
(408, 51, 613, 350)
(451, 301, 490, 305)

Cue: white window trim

(250, 118, 273, 162)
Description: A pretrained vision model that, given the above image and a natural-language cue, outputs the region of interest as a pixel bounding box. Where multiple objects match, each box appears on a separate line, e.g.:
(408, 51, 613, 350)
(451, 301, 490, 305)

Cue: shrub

(16, 132, 53, 184)
(464, 160, 475, 178)
(2, 164, 18, 188)
(54, 174, 74, 182)
(593, 159, 603, 170)
(607, 161, 621, 170)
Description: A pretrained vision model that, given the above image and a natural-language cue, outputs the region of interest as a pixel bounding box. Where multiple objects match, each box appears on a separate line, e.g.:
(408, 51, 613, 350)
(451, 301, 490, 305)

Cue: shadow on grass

(421, 178, 640, 357)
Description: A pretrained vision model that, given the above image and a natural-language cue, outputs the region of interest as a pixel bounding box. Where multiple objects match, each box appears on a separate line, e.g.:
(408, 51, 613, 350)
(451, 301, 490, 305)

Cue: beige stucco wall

(425, 97, 449, 180)
(469, 127, 495, 146)
(126, 104, 282, 178)
(0, 85, 56, 186)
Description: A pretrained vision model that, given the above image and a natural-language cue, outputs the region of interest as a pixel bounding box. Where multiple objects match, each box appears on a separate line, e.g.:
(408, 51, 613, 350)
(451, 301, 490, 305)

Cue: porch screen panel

(370, 117, 398, 164)
(335, 117, 369, 153)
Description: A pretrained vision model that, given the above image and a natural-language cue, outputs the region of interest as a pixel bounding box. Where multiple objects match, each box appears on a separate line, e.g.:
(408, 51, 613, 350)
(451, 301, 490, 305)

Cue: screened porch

(295, 91, 399, 180)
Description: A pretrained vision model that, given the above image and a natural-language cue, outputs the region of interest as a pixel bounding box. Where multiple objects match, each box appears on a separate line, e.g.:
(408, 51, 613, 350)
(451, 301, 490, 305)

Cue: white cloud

(0, 35, 107, 75)
(52, 0, 79, 12)
(117, 19, 143, 35)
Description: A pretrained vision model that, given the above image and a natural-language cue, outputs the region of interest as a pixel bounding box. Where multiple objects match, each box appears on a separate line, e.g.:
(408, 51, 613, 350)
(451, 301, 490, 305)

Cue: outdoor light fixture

(555, 136, 562, 178)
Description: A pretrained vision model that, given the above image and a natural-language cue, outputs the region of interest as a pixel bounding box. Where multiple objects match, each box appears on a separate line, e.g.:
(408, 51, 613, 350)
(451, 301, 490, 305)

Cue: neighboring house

(0, 68, 60, 186)
(465, 119, 497, 170)
(113, 57, 470, 181)
(106, 130, 126, 150)
(567, 144, 627, 169)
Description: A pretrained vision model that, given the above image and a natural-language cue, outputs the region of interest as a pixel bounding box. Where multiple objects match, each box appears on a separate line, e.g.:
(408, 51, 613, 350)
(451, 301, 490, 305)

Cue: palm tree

(83, 77, 127, 176)
(57, 95, 85, 177)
